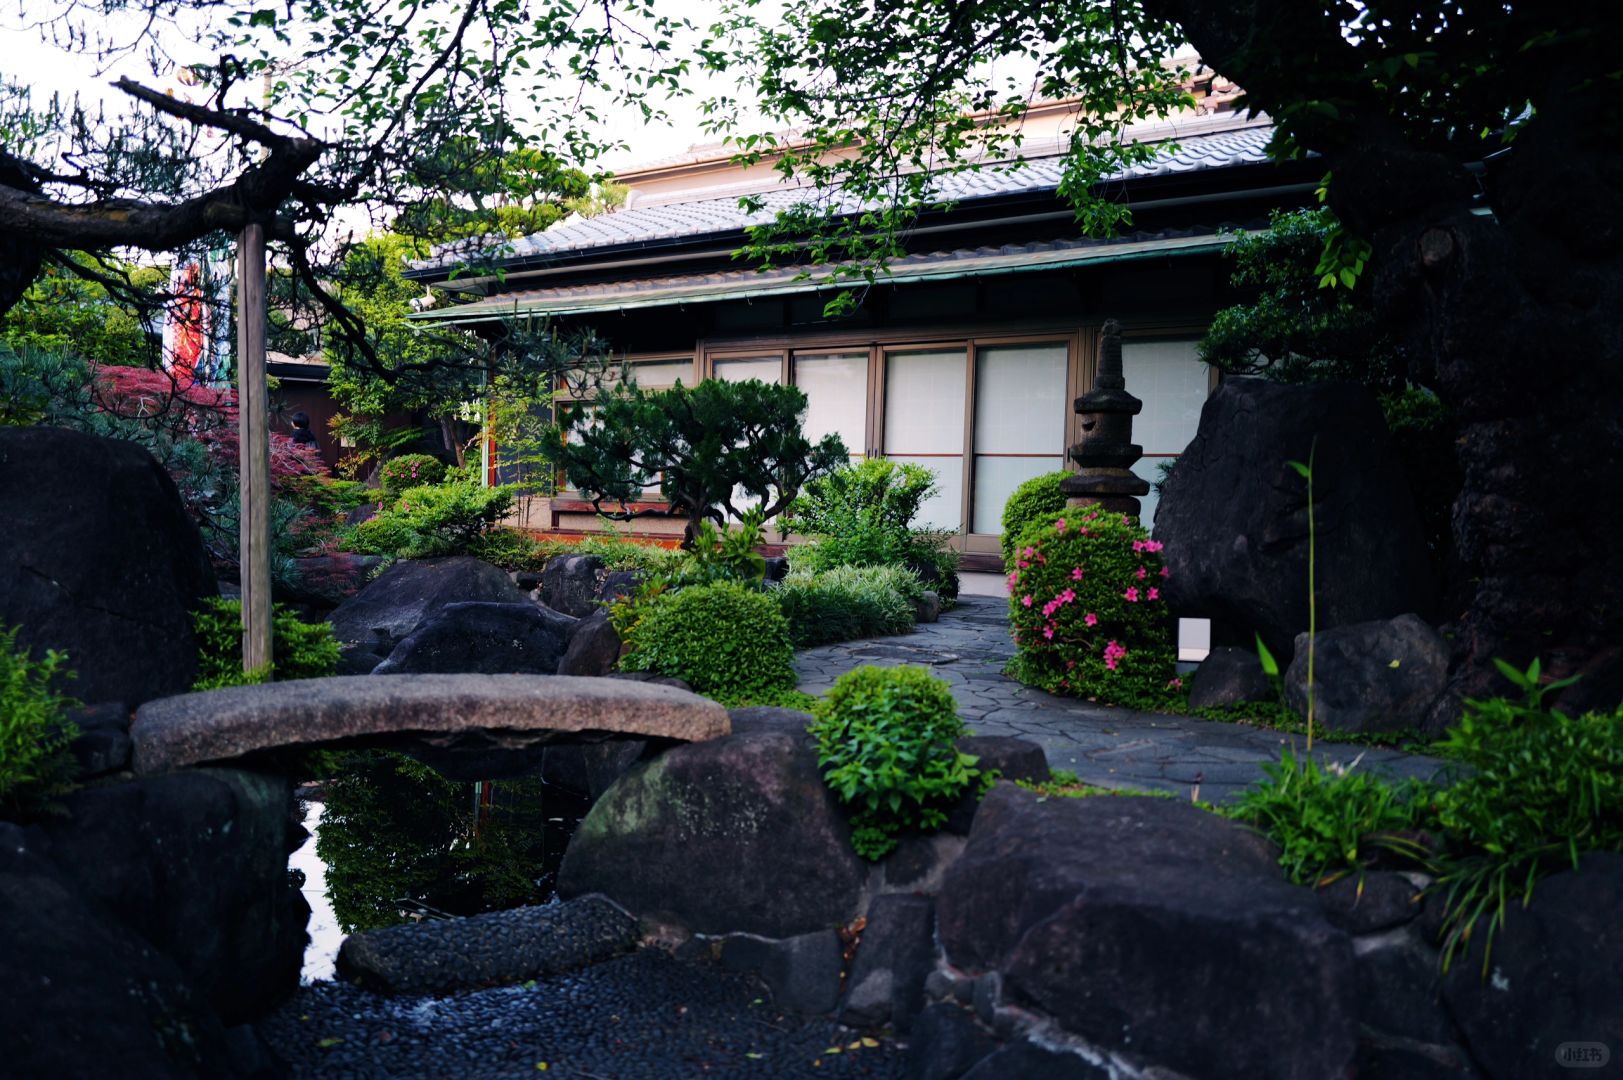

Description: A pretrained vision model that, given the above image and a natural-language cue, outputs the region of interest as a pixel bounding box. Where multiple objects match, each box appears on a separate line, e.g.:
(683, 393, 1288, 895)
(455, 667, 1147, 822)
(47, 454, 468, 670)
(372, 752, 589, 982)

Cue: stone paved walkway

(795, 595, 1447, 805)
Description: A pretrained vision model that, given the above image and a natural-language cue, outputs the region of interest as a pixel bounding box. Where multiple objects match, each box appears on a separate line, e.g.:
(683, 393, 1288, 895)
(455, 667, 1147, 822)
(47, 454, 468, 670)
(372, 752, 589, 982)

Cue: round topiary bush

(1000, 470, 1071, 567)
(1006, 507, 1180, 709)
(621, 581, 798, 705)
(378, 453, 446, 495)
(810, 664, 979, 860)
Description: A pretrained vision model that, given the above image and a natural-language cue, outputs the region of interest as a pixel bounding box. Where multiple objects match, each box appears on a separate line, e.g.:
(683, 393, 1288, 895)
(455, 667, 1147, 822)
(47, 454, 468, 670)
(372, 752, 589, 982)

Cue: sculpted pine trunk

(1345, 101, 1623, 718)
(1160, 2, 1623, 719)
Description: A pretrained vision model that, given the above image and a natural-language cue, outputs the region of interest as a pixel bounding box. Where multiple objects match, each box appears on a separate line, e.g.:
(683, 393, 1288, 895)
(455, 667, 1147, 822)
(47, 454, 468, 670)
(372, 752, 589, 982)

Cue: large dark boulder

(558, 609, 621, 677)
(558, 731, 870, 938)
(538, 740, 652, 800)
(841, 893, 938, 1030)
(336, 897, 639, 996)
(955, 735, 1049, 785)
(542, 553, 606, 617)
(29, 768, 308, 1024)
(598, 568, 645, 604)
(1286, 614, 1451, 736)
(1187, 645, 1276, 709)
(373, 601, 576, 675)
(0, 824, 241, 1078)
(1442, 853, 1623, 1080)
(65, 701, 133, 779)
(905, 1004, 999, 1080)
(938, 785, 1357, 1080)
(0, 426, 216, 705)
(1152, 378, 1434, 663)
(327, 556, 532, 649)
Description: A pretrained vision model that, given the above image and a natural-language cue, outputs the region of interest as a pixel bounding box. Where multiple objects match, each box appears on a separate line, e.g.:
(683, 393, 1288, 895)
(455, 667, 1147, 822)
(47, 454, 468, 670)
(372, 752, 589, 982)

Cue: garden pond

(289, 751, 590, 981)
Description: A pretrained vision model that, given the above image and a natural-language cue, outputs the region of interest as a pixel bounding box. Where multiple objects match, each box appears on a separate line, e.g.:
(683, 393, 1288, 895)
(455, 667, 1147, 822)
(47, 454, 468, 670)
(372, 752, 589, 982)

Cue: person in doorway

(289, 411, 319, 450)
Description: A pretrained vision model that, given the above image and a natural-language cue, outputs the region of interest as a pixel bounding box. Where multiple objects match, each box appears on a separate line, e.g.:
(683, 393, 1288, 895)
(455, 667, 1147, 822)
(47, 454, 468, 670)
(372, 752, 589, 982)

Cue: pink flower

(1144, 539, 1164, 554)
(1018, 560, 1030, 569)
(1132, 540, 1146, 553)
(1055, 517, 1068, 533)
(1136, 566, 1148, 580)
(1168, 677, 1183, 689)
(1006, 571, 1020, 592)
(1071, 567, 1084, 581)
(1022, 595, 1034, 608)
(1148, 587, 1160, 601)
(1124, 587, 1140, 603)
(1103, 639, 1128, 671)
(1042, 625, 1056, 640)
(1060, 588, 1076, 604)
(1159, 566, 1170, 578)
(1084, 612, 1098, 627)
(1023, 546, 1035, 558)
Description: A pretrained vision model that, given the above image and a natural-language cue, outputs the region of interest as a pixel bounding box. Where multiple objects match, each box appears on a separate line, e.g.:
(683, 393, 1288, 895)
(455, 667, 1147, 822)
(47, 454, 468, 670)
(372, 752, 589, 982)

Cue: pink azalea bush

(1005, 507, 1180, 708)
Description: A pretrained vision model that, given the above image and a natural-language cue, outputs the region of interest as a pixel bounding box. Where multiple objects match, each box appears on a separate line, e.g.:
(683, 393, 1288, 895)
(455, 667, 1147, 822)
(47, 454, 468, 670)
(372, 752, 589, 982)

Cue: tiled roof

(419, 125, 1274, 271)
(414, 229, 1246, 323)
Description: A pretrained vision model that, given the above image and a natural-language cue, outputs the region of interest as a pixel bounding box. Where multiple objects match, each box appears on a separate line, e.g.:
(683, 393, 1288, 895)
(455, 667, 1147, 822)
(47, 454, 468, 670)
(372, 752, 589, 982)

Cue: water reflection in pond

(296, 751, 590, 977)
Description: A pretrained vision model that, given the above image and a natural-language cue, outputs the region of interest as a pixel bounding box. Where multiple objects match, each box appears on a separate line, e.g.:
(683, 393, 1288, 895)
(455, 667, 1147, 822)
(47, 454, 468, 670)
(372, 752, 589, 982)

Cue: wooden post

(237, 223, 273, 674)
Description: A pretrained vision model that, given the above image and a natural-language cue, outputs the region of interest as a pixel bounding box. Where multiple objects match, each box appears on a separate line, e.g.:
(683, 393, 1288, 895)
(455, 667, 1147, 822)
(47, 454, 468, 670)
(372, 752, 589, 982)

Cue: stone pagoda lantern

(1061, 319, 1150, 517)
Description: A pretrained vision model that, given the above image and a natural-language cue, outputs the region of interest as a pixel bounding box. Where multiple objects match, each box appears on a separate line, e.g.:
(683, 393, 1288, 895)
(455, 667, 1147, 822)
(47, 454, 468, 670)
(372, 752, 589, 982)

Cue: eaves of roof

(405, 124, 1283, 283)
(411, 230, 1247, 325)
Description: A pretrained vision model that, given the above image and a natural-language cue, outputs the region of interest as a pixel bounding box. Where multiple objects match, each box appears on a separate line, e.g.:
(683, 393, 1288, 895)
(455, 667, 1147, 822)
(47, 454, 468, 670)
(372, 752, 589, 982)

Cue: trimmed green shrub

(786, 459, 958, 603)
(810, 664, 979, 860)
(775, 564, 922, 647)
(1005, 506, 1180, 709)
(620, 581, 798, 706)
(905, 528, 961, 603)
(0, 625, 80, 815)
(1000, 470, 1070, 566)
(378, 453, 447, 495)
(787, 458, 937, 562)
(192, 597, 342, 690)
(346, 475, 515, 559)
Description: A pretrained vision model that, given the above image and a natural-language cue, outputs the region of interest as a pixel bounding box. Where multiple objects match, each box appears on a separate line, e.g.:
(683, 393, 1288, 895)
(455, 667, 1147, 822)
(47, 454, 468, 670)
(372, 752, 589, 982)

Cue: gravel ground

(258, 949, 905, 1079)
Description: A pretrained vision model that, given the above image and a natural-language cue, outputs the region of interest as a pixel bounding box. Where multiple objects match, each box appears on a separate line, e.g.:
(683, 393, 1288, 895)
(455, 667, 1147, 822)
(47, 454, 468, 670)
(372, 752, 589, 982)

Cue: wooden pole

(237, 223, 273, 675)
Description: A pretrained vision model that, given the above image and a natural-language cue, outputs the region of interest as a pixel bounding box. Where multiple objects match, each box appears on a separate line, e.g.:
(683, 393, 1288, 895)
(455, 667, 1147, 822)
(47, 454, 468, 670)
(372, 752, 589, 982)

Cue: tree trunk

(1350, 103, 1623, 720)
(1158, 4, 1623, 719)
(441, 415, 466, 470)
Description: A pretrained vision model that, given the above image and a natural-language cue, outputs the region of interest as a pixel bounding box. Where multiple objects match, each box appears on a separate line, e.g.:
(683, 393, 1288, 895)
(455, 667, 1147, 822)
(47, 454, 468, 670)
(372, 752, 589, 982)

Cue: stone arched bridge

(131, 674, 731, 780)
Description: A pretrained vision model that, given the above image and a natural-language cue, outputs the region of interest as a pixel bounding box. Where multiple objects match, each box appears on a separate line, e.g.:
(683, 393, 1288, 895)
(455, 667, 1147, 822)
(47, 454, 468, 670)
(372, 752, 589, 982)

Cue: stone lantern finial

(1060, 319, 1150, 517)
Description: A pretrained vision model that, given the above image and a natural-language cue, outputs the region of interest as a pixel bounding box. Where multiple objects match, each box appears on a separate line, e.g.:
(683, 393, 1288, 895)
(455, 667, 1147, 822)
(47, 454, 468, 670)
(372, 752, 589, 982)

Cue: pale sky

(0, 0, 764, 174)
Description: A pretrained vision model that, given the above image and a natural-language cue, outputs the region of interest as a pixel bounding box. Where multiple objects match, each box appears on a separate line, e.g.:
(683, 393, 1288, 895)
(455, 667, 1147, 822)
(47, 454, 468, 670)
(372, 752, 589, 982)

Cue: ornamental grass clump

(619, 580, 798, 706)
(811, 664, 980, 860)
(774, 564, 922, 647)
(1005, 507, 1180, 709)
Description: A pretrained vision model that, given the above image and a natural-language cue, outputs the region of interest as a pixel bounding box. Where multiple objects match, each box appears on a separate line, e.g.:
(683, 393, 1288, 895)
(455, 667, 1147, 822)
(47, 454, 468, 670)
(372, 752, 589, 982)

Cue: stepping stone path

(796, 595, 1445, 804)
(131, 673, 729, 774)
